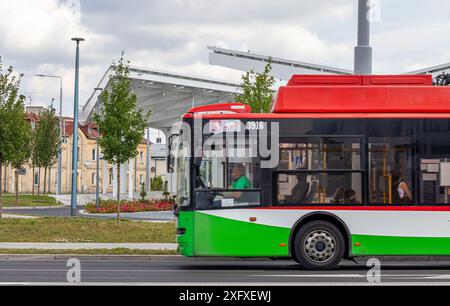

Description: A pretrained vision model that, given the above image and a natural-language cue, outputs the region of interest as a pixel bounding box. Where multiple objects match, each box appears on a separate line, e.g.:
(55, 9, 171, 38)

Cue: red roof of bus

(184, 75, 450, 118)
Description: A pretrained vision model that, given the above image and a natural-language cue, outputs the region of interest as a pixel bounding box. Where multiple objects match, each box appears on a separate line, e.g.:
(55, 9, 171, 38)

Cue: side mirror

(167, 133, 179, 174)
(167, 153, 175, 173)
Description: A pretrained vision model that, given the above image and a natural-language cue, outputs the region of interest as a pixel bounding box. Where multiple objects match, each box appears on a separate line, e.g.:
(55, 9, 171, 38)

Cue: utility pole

(70, 37, 85, 217)
(354, 0, 373, 75)
(146, 126, 151, 193)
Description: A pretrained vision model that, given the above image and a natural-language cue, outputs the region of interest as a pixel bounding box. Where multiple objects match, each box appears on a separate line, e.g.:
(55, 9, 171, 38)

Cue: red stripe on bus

(257, 206, 450, 212)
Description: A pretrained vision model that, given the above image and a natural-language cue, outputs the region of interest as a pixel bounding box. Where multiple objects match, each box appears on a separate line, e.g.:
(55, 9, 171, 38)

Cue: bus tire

(293, 221, 345, 270)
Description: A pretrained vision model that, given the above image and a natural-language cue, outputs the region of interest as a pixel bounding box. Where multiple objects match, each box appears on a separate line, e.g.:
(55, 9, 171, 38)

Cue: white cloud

(373, 20, 450, 73)
(1, 0, 449, 119)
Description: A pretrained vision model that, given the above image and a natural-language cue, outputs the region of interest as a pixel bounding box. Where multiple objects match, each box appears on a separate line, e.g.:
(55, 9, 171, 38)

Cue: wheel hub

(304, 230, 336, 263)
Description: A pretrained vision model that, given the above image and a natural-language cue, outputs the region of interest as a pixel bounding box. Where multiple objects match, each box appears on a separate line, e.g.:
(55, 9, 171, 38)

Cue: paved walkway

(0, 243, 177, 250)
(79, 210, 175, 221)
(2, 214, 37, 219)
(51, 192, 164, 207)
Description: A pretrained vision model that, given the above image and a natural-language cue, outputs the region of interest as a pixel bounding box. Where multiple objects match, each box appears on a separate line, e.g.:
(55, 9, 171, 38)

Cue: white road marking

(424, 275, 450, 279)
(251, 274, 442, 278)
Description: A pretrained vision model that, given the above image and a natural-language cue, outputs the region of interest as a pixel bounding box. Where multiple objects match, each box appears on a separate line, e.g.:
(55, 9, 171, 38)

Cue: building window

(140, 151, 144, 163)
(140, 174, 144, 185)
(34, 172, 39, 186)
(92, 172, 96, 185)
(92, 149, 96, 161)
(109, 169, 113, 186)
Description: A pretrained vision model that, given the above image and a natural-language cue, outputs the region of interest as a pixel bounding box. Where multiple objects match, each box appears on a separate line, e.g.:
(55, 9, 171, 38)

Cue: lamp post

(35, 74, 63, 199)
(70, 37, 85, 217)
(93, 87, 103, 208)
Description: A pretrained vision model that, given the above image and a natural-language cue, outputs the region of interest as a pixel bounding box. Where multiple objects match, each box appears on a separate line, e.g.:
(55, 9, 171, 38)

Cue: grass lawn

(0, 249, 177, 255)
(2, 194, 62, 207)
(0, 217, 176, 243)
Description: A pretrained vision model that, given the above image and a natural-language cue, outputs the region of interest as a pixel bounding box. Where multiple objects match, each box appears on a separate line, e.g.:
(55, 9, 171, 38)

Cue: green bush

(139, 183, 147, 202)
(150, 176, 164, 191)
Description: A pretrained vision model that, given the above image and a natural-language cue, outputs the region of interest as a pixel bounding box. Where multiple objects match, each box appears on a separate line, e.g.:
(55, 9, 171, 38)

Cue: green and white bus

(170, 74, 450, 270)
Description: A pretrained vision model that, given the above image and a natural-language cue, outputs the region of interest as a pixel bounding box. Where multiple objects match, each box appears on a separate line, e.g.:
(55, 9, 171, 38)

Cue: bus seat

(304, 181, 318, 204)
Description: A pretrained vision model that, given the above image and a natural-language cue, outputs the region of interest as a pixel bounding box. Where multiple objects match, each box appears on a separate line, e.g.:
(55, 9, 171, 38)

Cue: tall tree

(10, 105, 32, 204)
(236, 61, 276, 113)
(0, 58, 26, 218)
(94, 52, 150, 224)
(33, 108, 60, 196)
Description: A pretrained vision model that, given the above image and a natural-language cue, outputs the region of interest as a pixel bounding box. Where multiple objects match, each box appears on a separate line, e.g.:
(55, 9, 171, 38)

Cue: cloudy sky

(0, 0, 449, 141)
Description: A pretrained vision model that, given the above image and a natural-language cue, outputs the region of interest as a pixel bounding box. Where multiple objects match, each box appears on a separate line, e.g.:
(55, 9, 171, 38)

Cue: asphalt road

(2, 258, 450, 285)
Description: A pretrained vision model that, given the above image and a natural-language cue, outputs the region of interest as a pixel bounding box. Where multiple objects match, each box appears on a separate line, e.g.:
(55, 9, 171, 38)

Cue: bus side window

(368, 138, 413, 205)
(420, 159, 450, 205)
(276, 173, 362, 205)
(276, 137, 363, 206)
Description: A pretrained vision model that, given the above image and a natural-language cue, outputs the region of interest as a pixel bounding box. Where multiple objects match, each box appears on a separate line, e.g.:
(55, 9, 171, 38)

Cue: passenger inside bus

(344, 189, 360, 204)
(391, 168, 413, 203)
(284, 174, 309, 204)
(330, 187, 345, 204)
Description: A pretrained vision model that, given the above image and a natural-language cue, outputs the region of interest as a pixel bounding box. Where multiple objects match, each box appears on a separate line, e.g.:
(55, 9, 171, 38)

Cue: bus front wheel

(293, 221, 345, 270)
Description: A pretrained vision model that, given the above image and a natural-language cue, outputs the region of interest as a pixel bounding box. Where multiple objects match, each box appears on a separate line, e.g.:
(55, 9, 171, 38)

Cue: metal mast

(354, 0, 373, 74)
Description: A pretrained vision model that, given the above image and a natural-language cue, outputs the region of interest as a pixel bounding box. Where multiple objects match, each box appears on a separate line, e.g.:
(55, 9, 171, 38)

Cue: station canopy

(81, 65, 243, 130)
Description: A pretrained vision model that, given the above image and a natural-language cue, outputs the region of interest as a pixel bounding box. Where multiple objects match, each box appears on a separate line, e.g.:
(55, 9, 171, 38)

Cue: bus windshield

(194, 131, 261, 209)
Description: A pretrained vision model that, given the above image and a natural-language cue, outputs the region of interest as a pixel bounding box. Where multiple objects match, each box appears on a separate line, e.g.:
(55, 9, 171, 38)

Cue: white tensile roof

(81, 65, 242, 130)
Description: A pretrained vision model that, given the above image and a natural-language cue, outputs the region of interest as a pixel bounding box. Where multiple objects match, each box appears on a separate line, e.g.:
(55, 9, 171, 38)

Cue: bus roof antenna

(354, 0, 373, 75)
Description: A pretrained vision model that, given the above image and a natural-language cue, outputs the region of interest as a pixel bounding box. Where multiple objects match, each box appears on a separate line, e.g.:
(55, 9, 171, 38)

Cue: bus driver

(229, 163, 252, 201)
(230, 163, 252, 189)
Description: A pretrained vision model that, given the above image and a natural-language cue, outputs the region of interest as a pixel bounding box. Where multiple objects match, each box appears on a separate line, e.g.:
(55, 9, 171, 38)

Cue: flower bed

(85, 198, 174, 214)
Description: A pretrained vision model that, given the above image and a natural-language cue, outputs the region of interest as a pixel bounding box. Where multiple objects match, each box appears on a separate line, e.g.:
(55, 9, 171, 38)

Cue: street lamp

(70, 37, 85, 217)
(35, 74, 63, 199)
(93, 87, 103, 208)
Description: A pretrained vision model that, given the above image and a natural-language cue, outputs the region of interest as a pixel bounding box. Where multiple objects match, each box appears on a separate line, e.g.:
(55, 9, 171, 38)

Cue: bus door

(192, 130, 283, 256)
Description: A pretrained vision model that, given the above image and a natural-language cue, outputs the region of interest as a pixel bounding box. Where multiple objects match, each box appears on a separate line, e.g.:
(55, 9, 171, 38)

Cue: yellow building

(1, 113, 166, 195)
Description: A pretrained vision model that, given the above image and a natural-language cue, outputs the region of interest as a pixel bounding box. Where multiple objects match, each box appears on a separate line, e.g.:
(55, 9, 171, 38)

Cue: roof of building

(81, 65, 243, 129)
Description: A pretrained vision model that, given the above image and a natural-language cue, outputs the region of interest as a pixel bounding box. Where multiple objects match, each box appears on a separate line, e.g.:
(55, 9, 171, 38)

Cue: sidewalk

(0, 243, 177, 250)
(51, 192, 164, 207)
(2, 214, 37, 219)
(79, 209, 175, 221)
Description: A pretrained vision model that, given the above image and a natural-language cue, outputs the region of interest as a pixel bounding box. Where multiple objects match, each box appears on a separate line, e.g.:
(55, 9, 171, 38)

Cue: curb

(0, 254, 277, 262)
(0, 255, 183, 261)
(0, 242, 178, 250)
(2, 254, 450, 262)
(3, 205, 65, 210)
(78, 209, 176, 222)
